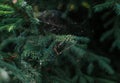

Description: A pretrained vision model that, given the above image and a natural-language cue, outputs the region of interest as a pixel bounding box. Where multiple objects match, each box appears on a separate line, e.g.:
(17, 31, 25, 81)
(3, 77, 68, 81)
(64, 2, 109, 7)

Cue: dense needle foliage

(0, 0, 120, 83)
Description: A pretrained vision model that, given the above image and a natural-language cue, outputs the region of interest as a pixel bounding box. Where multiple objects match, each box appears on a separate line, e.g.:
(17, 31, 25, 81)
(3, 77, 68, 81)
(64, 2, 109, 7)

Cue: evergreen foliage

(94, 0, 120, 50)
(0, 0, 120, 83)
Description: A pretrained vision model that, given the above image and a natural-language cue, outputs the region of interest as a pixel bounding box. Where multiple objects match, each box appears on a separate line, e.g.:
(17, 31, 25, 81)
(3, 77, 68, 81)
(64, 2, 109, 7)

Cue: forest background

(0, 0, 120, 83)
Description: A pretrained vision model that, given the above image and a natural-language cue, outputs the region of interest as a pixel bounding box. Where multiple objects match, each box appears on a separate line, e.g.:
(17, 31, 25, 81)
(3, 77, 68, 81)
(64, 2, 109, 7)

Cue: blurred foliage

(0, 0, 120, 83)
